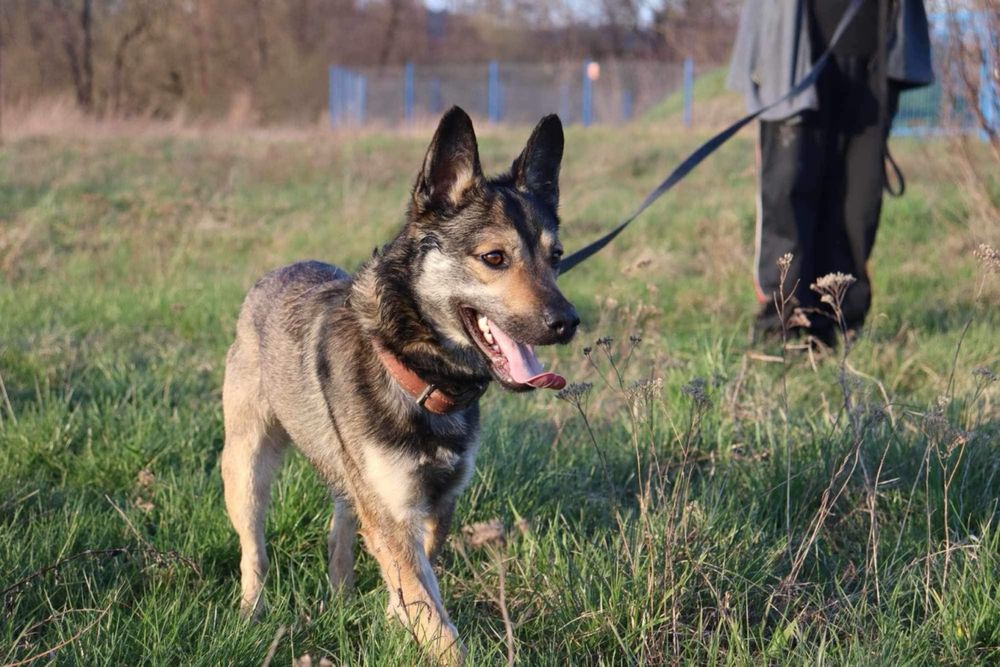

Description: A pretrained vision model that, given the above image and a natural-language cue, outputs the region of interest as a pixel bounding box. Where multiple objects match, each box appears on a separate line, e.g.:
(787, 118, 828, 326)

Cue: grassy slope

(1, 125, 997, 665)
(641, 66, 731, 124)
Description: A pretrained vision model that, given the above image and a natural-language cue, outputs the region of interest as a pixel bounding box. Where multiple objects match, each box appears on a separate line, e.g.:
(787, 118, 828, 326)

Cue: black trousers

(754, 55, 900, 335)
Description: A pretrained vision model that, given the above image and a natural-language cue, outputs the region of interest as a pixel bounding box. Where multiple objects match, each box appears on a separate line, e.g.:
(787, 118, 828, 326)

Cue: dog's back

(224, 259, 353, 454)
(235, 260, 350, 354)
(228, 260, 349, 395)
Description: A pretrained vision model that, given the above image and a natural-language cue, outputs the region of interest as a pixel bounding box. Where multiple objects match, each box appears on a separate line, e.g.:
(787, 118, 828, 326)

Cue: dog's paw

(434, 633, 466, 667)
(238, 596, 265, 622)
(385, 600, 465, 665)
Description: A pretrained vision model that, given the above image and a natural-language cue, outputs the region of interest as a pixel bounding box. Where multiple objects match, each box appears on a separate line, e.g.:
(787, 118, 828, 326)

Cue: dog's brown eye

(551, 248, 564, 266)
(481, 250, 505, 268)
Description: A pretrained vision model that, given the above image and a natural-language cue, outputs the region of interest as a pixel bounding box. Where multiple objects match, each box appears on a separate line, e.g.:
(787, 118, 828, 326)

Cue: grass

(1, 122, 998, 666)
(641, 66, 732, 124)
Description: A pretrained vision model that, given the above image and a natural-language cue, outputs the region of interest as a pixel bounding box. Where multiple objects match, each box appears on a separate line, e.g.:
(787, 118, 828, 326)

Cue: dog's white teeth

(475, 314, 497, 345)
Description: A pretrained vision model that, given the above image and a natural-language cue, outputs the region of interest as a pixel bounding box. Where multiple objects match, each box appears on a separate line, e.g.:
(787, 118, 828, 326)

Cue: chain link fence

(330, 12, 996, 137)
(893, 9, 996, 137)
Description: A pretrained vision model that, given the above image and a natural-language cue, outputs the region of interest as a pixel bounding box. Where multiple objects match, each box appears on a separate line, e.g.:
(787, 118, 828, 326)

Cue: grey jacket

(726, 0, 934, 121)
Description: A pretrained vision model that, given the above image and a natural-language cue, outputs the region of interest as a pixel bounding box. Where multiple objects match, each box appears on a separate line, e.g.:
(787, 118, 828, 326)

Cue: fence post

(345, 70, 354, 124)
(581, 60, 594, 127)
(982, 65, 999, 137)
(621, 89, 633, 122)
(328, 65, 339, 128)
(339, 68, 349, 125)
(979, 26, 998, 137)
(559, 83, 571, 123)
(488, 61, 501, 124)
(404, 62, 415, 124)
(355, 73, 367, 126)
(431, 78, 443, 114)
(683, 57, 694, 127)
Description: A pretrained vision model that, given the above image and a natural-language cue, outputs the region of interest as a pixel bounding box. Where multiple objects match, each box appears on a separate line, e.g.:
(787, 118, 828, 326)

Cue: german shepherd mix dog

(221, 107, 578, 663)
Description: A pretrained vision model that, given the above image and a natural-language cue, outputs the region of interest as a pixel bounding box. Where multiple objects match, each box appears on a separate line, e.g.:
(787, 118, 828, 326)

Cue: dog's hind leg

(221, 343, 288, 618)
(327, 497, 357, 593)
(423, 497, 456, 562)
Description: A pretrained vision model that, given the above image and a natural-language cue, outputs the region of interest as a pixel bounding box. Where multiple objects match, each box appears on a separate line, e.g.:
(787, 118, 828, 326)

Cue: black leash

(879, 0, 906, 197)
(559, 0, 870, 274)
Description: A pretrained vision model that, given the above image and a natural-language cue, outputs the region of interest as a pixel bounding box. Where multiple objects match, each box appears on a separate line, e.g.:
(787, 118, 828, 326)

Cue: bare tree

(940, 0, 999, 230)
(942, 0, 999, 159)
(50, 0, 94, 112)
(652, 0, 739, 63)
(251, 0, 269, 70)
(111, 9, 149, 115)
(377, 0, 405, 67)
(0, 0, 732, 123)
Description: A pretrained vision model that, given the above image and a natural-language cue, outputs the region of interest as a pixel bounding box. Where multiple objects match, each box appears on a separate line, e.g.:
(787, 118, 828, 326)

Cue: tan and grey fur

(221, 107, 577, 664)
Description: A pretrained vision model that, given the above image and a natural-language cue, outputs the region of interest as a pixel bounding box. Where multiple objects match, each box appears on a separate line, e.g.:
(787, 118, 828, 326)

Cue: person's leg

(754, 114, 825, 340)
(841, 81, 901, 331)
(815, 57, 900, 336)
(811, 59, 856, 343)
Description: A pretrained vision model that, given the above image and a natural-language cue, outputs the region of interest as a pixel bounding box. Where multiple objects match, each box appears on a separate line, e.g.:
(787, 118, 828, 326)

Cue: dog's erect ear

(414, 106, 482, 211)
(510, 114, 563, 211)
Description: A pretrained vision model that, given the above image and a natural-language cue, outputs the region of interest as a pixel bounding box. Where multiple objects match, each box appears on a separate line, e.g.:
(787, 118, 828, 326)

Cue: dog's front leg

(358, 509, 465, 665)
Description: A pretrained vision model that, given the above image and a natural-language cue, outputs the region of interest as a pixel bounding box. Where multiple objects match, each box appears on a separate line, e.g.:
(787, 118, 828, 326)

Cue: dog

(220, 106, 578, 663)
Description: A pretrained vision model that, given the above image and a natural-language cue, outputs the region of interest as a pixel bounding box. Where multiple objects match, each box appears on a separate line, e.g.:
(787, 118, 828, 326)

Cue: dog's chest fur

(361, 432, 480, 524)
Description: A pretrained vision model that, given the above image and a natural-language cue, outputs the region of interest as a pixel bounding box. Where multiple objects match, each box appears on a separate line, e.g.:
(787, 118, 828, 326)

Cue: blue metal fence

(328, 66, 367, 127)
(682, 57, 694, 128)
(487, 61, 502, 124)
(892, 10, 997, 137)
(328, 60, 687, 128)
(329, 12, 996, 136)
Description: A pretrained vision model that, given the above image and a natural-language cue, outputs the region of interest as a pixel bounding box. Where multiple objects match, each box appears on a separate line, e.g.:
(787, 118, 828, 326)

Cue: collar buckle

(414, 383, 437, 409)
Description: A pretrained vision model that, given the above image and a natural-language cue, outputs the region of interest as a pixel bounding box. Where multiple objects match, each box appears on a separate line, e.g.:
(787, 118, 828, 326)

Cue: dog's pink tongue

(488, 319, 567, 390)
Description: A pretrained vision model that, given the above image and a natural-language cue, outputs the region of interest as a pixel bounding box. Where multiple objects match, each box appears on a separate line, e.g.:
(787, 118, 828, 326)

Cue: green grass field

(1, 122, 997, 665)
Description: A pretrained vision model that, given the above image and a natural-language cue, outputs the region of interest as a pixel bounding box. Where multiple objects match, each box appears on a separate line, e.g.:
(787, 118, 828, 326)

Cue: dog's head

(407, 107, 578, 391)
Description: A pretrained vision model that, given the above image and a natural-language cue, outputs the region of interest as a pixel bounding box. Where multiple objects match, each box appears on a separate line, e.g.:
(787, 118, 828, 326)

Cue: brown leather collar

(373, 341, 462, 415)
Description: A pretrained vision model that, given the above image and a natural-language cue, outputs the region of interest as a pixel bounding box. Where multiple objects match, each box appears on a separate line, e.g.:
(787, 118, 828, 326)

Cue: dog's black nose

(544, 304, 580, 340)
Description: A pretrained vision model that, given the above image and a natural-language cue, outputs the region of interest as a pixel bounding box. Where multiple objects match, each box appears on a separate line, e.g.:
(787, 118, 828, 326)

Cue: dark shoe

(751, 302, 783, 343)
(808, 324, 862, 351)
(809, 325, 838, 349)
(751, 302, 810, 345)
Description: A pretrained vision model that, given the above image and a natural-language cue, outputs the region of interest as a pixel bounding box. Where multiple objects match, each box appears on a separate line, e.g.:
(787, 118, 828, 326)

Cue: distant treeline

(0, 0, 738, 124)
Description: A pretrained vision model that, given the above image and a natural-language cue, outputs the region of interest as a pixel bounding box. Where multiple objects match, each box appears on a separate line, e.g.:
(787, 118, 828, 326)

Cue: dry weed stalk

(816, 271, 887, 603)
(626, 375, 665, 506)
(573, 333, 653, 497)
(556, 381, 614, 492)
(561, 332, 715, 659)
(555, 242, 996, 653)
(666, 378, 714, 657)
(2, 543, 200, 607)
(974, 243, 1000, 273)
(774, 253, 797, 554)
(453, 522, 516, 667)
(936, 2, 1000, 238)
(0, 370, 16, 424)
(941, 0, 1000, 161)
(974, 243, 1000, 301)
(770, 271, 891, 606)
(3, 605, 111, 667)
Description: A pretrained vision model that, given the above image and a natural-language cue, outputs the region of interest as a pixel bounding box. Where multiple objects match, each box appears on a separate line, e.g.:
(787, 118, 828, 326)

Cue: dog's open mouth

(460, 308, 566, 391)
